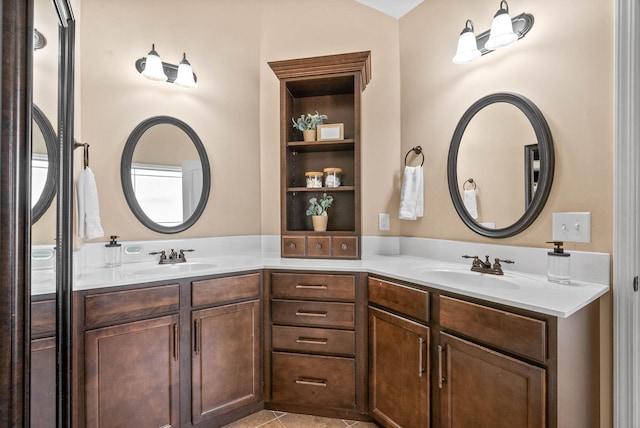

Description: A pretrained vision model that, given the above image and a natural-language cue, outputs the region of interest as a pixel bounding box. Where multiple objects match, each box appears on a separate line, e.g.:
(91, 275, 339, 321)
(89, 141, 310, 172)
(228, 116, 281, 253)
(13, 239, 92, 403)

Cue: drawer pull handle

(295, 310, 328, 318)
(438, 345, 446, 388)
(296, 377, 327, 387)
(341, 243, 348, 251)
(296, 337, 328, 345)
(172, 323, 179, 361)
(289, 242, 296, 249)
(418, 337, 426, 377)
(295, 284, 327, 290)
(315, 243, 322, 250)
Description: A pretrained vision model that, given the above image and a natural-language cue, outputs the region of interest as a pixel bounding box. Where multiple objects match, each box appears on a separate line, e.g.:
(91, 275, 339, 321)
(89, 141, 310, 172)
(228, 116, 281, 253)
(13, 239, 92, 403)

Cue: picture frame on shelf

(317, 123, 344, 141)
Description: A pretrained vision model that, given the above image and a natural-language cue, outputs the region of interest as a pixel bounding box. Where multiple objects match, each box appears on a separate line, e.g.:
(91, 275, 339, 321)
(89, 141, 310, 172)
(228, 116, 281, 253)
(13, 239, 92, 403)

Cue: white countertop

(34, 250, 609, 318)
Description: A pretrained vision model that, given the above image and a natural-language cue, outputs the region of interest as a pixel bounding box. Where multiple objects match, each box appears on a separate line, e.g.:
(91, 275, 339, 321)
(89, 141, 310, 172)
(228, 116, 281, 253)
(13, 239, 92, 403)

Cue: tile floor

(222, 410, 378, 428)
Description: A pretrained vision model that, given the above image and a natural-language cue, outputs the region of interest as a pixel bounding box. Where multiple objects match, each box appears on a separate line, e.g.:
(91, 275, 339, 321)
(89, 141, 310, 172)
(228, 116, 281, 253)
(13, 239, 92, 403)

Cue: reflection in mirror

(32, 104, 58, 223)
(121, 116, 210, 233)
(447, 92, 554, 238)
(456, 102, 537, 228)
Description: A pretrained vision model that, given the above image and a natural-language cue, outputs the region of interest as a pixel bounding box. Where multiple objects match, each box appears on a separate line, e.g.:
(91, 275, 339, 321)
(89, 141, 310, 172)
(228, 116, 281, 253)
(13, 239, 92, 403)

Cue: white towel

(77, 167, 104, 239)
(398, 165, 424, 220)
(464, 189, 478, 219)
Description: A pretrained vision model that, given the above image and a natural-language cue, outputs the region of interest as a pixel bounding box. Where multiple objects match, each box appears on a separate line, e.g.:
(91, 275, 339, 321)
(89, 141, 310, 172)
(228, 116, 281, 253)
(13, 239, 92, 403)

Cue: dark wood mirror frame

(120, 115, 211, 234)
(32, 104, 58, 223)
(447, 92, 554, 238)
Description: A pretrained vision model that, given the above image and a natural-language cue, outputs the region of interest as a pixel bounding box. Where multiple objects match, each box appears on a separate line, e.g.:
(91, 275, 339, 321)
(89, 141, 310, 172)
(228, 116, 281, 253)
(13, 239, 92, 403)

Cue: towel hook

(404, 146, 425, 166)
(463, 178, 476, 190)
(74, 142, 89, 169)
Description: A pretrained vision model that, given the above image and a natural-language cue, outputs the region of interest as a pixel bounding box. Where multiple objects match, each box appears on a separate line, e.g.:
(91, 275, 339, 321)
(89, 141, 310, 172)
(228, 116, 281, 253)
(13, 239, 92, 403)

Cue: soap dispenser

(105, 235, 122, 267)
(547, 241, 570, 284)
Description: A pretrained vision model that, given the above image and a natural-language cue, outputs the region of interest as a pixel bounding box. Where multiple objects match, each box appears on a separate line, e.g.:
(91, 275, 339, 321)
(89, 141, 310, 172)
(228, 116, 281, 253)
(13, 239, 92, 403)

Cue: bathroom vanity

(38, 248, 606, 428)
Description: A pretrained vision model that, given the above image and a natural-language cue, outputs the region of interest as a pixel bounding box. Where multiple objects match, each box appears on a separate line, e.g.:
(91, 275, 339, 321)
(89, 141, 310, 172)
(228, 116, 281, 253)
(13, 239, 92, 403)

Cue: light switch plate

(378, 213, 390, 231)
(552, 212, 591, 243)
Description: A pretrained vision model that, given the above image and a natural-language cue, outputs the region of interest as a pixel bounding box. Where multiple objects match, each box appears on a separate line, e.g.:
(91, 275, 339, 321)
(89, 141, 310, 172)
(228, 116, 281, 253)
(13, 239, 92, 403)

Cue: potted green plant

(292, 111, 328, 142)
(306, 192, 333, 231)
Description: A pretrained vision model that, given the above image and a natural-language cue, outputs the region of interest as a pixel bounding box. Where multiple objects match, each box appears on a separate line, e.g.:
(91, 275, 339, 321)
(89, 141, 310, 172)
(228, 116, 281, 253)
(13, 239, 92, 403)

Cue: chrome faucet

(462, 255, 514, 275)
(150, 248, 195, 264)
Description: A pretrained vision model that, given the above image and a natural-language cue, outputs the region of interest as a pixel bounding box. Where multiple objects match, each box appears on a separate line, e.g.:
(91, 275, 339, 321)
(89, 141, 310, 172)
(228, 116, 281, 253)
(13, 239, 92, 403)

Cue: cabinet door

(84, 315, 180, 428)
(369, 307, 430, 428)
(30, 337, 56, 428)
(439, 332, 546, 428)
(191, 300, 261, 424)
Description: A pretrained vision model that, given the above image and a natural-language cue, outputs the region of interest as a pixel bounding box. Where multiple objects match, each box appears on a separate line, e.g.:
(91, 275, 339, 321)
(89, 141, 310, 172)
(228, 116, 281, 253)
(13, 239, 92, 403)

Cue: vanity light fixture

(452, 20, 481, 64)
(485, 0, 518, 50)
(452, 1, 533, 64)
(135, 44, 198, 87)
(173, 53, 197, 88)
(140, 44, 167, 81)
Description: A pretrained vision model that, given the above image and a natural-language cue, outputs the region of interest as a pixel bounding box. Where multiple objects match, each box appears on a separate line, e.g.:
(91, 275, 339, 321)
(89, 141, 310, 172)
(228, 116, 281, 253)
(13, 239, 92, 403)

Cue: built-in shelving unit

(269, 51, 371, 259)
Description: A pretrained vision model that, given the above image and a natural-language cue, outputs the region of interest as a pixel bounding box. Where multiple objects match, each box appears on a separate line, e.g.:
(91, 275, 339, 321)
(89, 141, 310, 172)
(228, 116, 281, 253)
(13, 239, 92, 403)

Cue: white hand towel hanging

(398, 165, 424, 220)
(464, 189, 478, 219)
(77, 167, 104, 239)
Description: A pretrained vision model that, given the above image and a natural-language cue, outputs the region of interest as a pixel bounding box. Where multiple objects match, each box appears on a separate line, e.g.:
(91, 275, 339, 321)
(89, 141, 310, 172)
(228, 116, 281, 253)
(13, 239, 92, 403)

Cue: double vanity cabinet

(31, 266, 600, 428)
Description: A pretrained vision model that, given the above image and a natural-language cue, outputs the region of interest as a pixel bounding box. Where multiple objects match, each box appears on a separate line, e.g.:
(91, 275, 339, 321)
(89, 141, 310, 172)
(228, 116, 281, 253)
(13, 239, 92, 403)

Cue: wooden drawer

(271, 352, 355, 409)
(368, 277, 430, 323)
(331, 236, 358, 258)
(440, 295, 547, 362)
(272, 272, 355, 301)
(84, 284, 180, 328)
(282, 236, 305, 257)
(271, 300, 354, 329)
(191, 273, 260, 307)
(272, 325, 355, 356)
(31, 299, 56, 338)
(307, 237, 331, 257)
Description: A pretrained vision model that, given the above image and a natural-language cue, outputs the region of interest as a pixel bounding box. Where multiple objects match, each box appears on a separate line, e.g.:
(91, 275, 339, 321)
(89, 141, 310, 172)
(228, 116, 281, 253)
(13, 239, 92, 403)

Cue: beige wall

(399, 1, 614, 426)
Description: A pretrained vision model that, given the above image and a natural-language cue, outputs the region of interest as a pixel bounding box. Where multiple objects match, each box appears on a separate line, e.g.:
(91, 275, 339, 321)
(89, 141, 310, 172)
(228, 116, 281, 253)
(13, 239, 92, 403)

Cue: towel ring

(404, 146, 425, 166)
(463, 178, 476, 190)
(74, 142, 89, 169)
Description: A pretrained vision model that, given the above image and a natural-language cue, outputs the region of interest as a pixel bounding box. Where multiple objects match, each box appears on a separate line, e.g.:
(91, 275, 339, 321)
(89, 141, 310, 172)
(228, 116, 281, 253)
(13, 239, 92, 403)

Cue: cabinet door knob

(289, 242, 296, 249)
(315, 243, 322, 250)
(341, 243, 348, 251)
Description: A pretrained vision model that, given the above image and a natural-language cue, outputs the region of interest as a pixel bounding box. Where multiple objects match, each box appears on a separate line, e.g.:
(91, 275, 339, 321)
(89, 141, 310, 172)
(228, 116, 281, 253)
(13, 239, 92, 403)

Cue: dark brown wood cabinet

(438, 332, 545, 428)
(30, 297, 56, 428)
(369, 307, 430, 428)
(367, 275, 600, 428)
(84, 314, 181, 428)
(191, 300, 261, 424)
(267, 271, 367, 419)
(190, 273, 262, 425)
(269, 52, 371, 260)
(368, 278, 431, 428)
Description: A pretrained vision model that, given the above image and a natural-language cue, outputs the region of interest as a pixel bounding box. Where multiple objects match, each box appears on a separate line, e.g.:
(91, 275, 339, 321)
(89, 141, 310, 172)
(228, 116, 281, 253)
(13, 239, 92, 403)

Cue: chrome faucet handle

(180, 249, 195, 253)
(494, 258, 514, 265)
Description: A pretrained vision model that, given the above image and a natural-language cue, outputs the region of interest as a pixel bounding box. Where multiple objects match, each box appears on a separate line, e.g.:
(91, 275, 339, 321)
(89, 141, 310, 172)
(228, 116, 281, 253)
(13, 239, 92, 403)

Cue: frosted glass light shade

(141, 45, 168, 81)
(485, 3, 518, 50)
(174, 53, 196, 88)
(453, 22, 481, 64)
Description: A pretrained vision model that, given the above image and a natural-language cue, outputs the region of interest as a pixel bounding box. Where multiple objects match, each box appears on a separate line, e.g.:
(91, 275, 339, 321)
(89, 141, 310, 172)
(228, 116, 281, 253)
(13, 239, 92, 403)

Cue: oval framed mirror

(447, 92, 554, 238)
(32, 104, 58, 223)
(121, 116, 211, 234)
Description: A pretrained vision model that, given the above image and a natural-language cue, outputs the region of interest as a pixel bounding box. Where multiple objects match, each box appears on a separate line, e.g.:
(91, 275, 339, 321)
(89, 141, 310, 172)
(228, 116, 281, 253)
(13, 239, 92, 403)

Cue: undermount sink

(127, 262, 217, 278)
(420, 268, 535, 290)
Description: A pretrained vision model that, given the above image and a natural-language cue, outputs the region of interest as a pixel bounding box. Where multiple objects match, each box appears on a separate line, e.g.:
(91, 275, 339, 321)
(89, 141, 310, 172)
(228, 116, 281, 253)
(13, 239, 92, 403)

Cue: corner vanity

(29, 241, 607, 428)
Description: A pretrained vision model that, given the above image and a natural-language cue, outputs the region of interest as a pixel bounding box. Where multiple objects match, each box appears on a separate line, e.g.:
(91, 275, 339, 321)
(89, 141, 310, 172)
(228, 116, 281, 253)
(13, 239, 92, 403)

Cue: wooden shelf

(287, 186, 355, 193)
(271, 51, 371, 260)
(287, 139, 355, 152)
